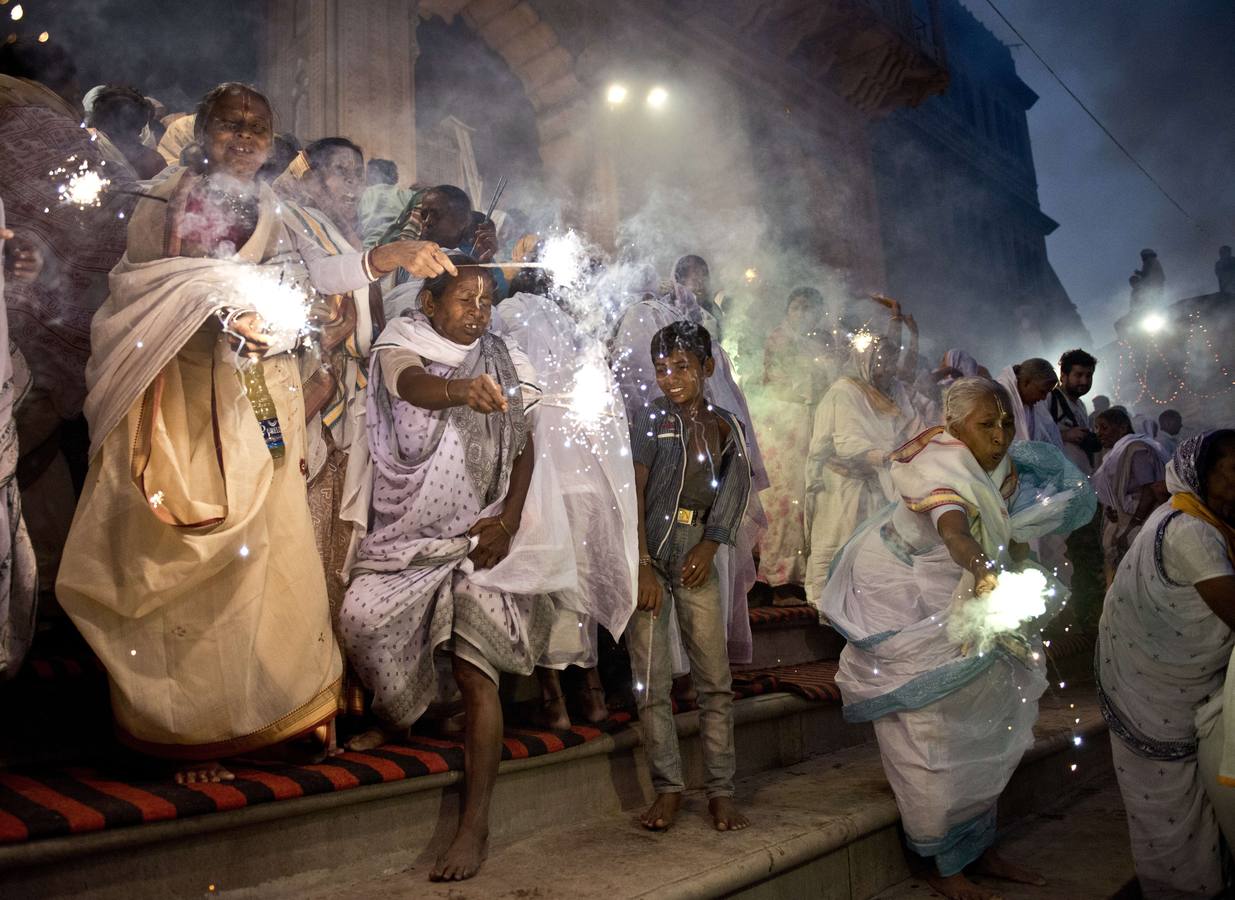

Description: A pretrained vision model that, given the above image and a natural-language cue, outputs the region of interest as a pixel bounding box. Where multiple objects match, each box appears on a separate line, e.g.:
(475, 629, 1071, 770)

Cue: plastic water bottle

(243, 363, 285, 458)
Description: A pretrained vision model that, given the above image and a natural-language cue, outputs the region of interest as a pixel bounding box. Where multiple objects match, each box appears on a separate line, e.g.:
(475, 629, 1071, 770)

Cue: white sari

(821, 428, 1081, 876)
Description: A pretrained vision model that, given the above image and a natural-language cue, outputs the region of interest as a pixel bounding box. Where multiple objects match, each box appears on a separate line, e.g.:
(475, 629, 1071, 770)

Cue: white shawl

(996, 365, 1063, 449)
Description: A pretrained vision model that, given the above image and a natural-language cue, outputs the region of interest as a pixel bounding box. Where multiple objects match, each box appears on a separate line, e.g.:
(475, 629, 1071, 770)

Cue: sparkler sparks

(950, 567, 1057, 655)
(225, 266, 312, 344)
(51, 157, 111, 208)
(849, 329, 875, 352)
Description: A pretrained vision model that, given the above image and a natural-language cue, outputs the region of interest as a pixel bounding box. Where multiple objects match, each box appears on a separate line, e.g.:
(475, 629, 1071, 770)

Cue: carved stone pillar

(263, 1, 420, 183)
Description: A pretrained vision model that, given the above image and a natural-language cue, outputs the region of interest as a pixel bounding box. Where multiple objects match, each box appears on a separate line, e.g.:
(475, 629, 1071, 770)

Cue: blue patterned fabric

(907, 806, 999, 876)
(1008, 440, 1097, 536)
(842, 650, 1001, 723)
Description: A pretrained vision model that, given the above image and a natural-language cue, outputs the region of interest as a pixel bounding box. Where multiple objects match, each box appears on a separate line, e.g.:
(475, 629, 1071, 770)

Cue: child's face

(421, 271, 494, 344)
(654, 347, 713, 408)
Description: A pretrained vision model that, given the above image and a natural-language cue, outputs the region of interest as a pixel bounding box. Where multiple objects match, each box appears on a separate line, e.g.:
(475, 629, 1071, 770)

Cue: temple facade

(262, 0, 949, 298)
(868, 0, 1089, 364)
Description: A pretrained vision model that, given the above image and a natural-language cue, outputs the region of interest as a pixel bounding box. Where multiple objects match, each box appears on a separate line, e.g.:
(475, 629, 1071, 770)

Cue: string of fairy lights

(1112, 308, 1235, 407)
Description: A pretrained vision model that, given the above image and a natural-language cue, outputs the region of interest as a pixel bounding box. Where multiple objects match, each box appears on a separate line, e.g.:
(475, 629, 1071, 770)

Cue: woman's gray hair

(944, 376, 1013, 430)
(1015, 357, 1058, 386)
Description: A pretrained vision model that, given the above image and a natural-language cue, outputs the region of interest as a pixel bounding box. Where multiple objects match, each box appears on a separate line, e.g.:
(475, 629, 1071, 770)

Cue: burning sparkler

(51, 157, 111, 208)
(849, 328, 876, 352)
(949, 566, 1058, 657)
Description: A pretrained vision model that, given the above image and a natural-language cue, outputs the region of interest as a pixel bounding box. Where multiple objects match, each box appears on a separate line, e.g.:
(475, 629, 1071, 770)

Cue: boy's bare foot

(925, 872, 1003, 900)
(709, 796, 749, 831)
(579, 668, 610, 724)
(639, 792, 682, 831)
(429, 823, 488, 881)
(174, 761, 234, 784)
(974, 848, 1047, 886)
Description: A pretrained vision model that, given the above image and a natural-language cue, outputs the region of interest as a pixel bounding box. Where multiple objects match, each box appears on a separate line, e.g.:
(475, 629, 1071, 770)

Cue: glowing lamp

(605, 83, 628, 105)
(646, 86, 669, 110)
(744, 267, 758, 283)
(10, 5, 22, 21)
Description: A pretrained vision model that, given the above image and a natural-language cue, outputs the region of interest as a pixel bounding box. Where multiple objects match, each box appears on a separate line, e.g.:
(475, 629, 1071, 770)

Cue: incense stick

(458, 262, 552, 269)
(484, 174, 507, 222)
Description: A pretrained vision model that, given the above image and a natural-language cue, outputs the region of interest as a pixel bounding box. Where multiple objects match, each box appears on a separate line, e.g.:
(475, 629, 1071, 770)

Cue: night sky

(966, 0, 1235, 344)
(16, 0, 1233, 346)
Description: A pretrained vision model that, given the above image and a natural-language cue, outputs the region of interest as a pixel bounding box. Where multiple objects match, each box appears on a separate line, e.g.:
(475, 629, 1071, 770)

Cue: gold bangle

(498, 518, 514, 537)
(444, 379, 455, 404)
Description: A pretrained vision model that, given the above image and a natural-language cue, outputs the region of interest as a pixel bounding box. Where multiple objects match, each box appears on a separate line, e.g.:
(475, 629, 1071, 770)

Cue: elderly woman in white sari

(1097, 430, 1235, 899)
(803, 333, 921, 608)
(821, 376, 1094, 900)
(55, 83, 456, 785)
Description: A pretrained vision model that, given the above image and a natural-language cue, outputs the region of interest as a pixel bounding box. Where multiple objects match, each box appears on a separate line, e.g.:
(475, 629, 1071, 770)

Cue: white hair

(944, 376, 1012, 430)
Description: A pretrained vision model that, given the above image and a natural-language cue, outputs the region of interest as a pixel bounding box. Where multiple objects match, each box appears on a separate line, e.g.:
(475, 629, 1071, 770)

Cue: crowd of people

(0, 37, 1233, 900)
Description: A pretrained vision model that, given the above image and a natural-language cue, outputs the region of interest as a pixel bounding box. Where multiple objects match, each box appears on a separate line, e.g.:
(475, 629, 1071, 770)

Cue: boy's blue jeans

(626, 521, 735, 798)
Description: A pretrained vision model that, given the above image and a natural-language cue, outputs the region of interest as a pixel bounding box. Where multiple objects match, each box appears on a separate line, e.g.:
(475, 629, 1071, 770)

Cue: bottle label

(258, 417, 285, 451)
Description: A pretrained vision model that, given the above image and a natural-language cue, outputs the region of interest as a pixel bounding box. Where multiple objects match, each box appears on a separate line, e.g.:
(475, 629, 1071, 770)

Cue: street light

(646, 86, 669, 110)
(605, 83, 628, 106)
(1140, 312, 1167, 335)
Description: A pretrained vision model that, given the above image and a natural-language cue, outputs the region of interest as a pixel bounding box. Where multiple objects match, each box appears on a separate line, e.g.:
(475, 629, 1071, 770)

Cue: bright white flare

(229, 267, 311, 342)
(10, 5, 24, 22)
(646, 86, 669, 109)
(539, 230, 589, 291)
(606, 83, 628, 105)
(744, 267, 758, 283)
(850, 329, 875, 353)
(53, 158, 110, 208)
(977, 568, 1052, 633)
(567, 356, 611, 430)
(1141, 312, 1167, 334)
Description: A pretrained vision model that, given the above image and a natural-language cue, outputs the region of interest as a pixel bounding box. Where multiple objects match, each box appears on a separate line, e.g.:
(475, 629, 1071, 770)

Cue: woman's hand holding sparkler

(370, 241, 458, 279)
(974, 569, 999, 597)
(228, 312, 275, 357)
(453, 374, 508, 414)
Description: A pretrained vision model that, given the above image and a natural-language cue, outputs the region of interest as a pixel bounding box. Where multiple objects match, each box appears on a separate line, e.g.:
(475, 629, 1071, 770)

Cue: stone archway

(263, 0, 599, 226)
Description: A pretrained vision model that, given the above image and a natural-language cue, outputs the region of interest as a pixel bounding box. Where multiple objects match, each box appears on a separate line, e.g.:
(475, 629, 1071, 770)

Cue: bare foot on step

(974, 848, 1047, 886)
(709, 796, 749, 831)
(174, 761, 234, 784)
(639, 792, 682, 831)
(925, 872, 1003, 900)
(429, 823, 488, 881)
(345, 727, 396, 752)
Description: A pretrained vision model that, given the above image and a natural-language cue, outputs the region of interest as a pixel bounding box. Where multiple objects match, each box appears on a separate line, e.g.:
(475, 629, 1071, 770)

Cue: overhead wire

(982, 0, 1203, 233)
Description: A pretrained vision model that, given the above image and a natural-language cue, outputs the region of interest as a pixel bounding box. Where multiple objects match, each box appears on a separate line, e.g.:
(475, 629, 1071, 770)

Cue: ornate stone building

(262, 0, 948, 294)
(867, 0, 1088, 364)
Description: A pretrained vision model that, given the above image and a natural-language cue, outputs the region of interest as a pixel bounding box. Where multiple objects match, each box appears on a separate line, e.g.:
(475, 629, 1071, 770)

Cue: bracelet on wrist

(444, 379, 455, 404)
(498, 518, 514, 538)
(639, 555, 653, 568)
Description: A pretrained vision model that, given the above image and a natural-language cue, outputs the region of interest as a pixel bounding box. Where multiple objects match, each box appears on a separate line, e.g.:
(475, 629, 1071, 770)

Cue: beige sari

(56, 169, 342, 760)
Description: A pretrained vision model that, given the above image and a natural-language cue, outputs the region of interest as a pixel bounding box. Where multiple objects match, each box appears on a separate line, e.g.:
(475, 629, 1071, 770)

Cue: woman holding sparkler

(338, 256, 552, 882)
(1098, 430, 1235, 899)
(55, 82, 457, 785)
(820, 376, 1093, 900)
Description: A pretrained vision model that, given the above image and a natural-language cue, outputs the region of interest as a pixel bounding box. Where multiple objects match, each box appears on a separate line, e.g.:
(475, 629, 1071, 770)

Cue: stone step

(871, 771, 1134, 899)
(743, 605, 845, 669)
(0, 688, 871, 899)
(225, 682, 1110, 900)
